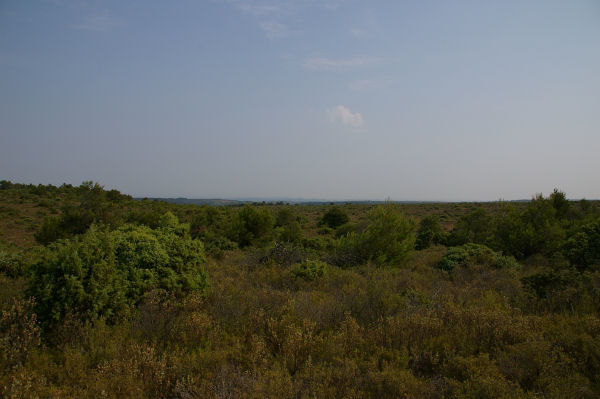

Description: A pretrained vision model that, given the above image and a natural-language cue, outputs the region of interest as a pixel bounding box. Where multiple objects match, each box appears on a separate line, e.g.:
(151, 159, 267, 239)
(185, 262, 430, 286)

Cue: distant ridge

(136, 197, 541, 206)
(137, 198, 246, 206)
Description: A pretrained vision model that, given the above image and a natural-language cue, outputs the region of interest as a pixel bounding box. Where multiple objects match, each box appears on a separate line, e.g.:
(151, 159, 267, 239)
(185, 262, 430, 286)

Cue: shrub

(335, 222, 357, 238)
(415, 216, 445, 249)
(0, 251, 25, 278)
(333, 206, 415, 267)
(276, 221, 303, 243)
(227, 205, 274, 247)
(564, 220, 600, 271)
(275, 208, 296, 227)
(448, 208, 493, 246)
(28, 215, 208, 329)
(289, 260, 328, 281)
(436, 244, 520, 272)
(319, 207, 349, 229)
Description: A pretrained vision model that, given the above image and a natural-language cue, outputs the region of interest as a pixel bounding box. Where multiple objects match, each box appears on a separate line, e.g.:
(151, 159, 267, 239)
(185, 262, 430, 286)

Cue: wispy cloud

(259, 21, 288, 39)
(222, 0, 348, 39)
(235, 2, 280, 16)
(304, 56, 380, 71)
(328, 105, 364, 127)
(348, 79, 380, 91)
(348, 78, 398, 92)
(350, 28, 367, 38)
(72, 10, 123, 32)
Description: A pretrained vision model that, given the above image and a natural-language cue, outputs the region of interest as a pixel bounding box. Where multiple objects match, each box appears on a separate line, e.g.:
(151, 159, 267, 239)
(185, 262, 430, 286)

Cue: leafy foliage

(334, 205, 415, 266)
(28, 215, 208, 329)
(436, 244, 520, 272)
(415, 215, 446, 249)
(319, 206, 349, 229)
(289, 260, 328, 281)
(564, 220, 600, 271)
(227, 205, 274, 247)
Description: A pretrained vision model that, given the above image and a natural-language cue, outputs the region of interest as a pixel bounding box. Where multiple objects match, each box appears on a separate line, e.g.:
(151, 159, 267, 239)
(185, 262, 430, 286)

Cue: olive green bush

(289, 260, 328, 281)
(436, 244, 520, 272)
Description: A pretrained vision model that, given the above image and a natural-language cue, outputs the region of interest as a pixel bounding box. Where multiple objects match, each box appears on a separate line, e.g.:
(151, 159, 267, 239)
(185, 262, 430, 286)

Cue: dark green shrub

(227, 205, 273, 247)
(564, 220, 600, 271)
(289, 260, 328, 281)
(448, 208, 493, 246)
(493, 195, 565, 259)
(436, 246, 470, 271)
(415, 216, 445, 249)
(319, 207, 349, 229)
(275, 208, 296, 227)
(35, 216, 63, 245)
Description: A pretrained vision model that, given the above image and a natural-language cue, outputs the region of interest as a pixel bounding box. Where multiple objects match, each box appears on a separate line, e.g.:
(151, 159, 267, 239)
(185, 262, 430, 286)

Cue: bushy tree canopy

(319, 207, 349, 229)
(28, 214, 208, 328)
(335, 205, 415, 267)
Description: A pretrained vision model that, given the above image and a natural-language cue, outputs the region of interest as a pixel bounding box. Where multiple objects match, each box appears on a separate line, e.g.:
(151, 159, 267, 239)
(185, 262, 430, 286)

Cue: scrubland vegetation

(1, 180, 600, 398)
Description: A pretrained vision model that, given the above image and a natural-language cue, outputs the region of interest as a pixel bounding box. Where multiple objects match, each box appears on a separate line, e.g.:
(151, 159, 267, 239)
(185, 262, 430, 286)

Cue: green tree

(564, 220, 600, 271)
(319, 207, 349, 229)
(335, 205, 415, 267)
(415, 215, 445, 249)
(227, 205, 274, 247)
(28, 215, 208, 329)
(448, 208, 493, 246)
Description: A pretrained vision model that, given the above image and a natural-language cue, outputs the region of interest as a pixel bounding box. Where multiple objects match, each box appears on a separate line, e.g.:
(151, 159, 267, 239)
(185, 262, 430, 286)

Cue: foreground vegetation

(1, 180, 600, 398)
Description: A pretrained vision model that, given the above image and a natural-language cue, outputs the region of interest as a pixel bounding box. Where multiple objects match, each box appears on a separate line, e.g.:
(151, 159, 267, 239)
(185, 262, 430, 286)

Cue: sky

(1, 0, 599, 201)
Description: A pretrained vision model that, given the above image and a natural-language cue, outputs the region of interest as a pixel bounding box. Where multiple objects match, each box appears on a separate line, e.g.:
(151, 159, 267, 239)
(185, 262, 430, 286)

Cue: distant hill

(137, 197, 247, 206)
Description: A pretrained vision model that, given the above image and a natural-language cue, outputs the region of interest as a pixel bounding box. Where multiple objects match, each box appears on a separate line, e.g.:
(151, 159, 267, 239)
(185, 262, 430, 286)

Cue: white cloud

(259, 21, 288, 39)
(328, 105, 364, 127)
(304, 56, 379, 71)
(73, 10, 123, 31)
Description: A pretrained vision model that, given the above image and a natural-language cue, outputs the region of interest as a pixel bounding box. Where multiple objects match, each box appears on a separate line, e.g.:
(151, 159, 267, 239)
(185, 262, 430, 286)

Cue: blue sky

(1, 0, 599, 200)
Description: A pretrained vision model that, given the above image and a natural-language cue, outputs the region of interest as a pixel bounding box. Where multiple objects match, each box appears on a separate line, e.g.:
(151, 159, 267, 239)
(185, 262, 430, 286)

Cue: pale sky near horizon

(1, 0, 599, 201)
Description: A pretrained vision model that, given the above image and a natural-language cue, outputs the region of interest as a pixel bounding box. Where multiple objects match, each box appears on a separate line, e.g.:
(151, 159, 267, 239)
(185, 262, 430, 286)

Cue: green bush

(415, 216, 445, 249)
(334, 205, 415, 267)
(28, 215, 208, 329)
(289, 260, 328, 281)
(335, 222, 357, 238)
(276, 221, 303, 243)
(564, 220, 600, 271)
(436, 244, 520, 272)
(227, 205, 273, 247)
(319, 207, 349, 229)
(492, 196, 566, 259)
(0, 251, 25, 278)
(448, 208, 493, 246)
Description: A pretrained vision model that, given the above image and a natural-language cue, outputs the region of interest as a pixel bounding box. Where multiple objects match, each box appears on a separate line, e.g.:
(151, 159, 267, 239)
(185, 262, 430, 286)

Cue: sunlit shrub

(28, 215, 208, 329)
(333, 206, 415, 267)
(289, 260, 328, 281)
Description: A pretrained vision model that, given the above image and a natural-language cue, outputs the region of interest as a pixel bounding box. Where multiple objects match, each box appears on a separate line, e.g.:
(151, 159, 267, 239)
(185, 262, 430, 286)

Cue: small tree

(334, 205, 415, 267)
(227, 205, 274, 247)
(415, 215, 445, 249)
(28, 214, 208, 329)
(319, 207, 349, 229)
